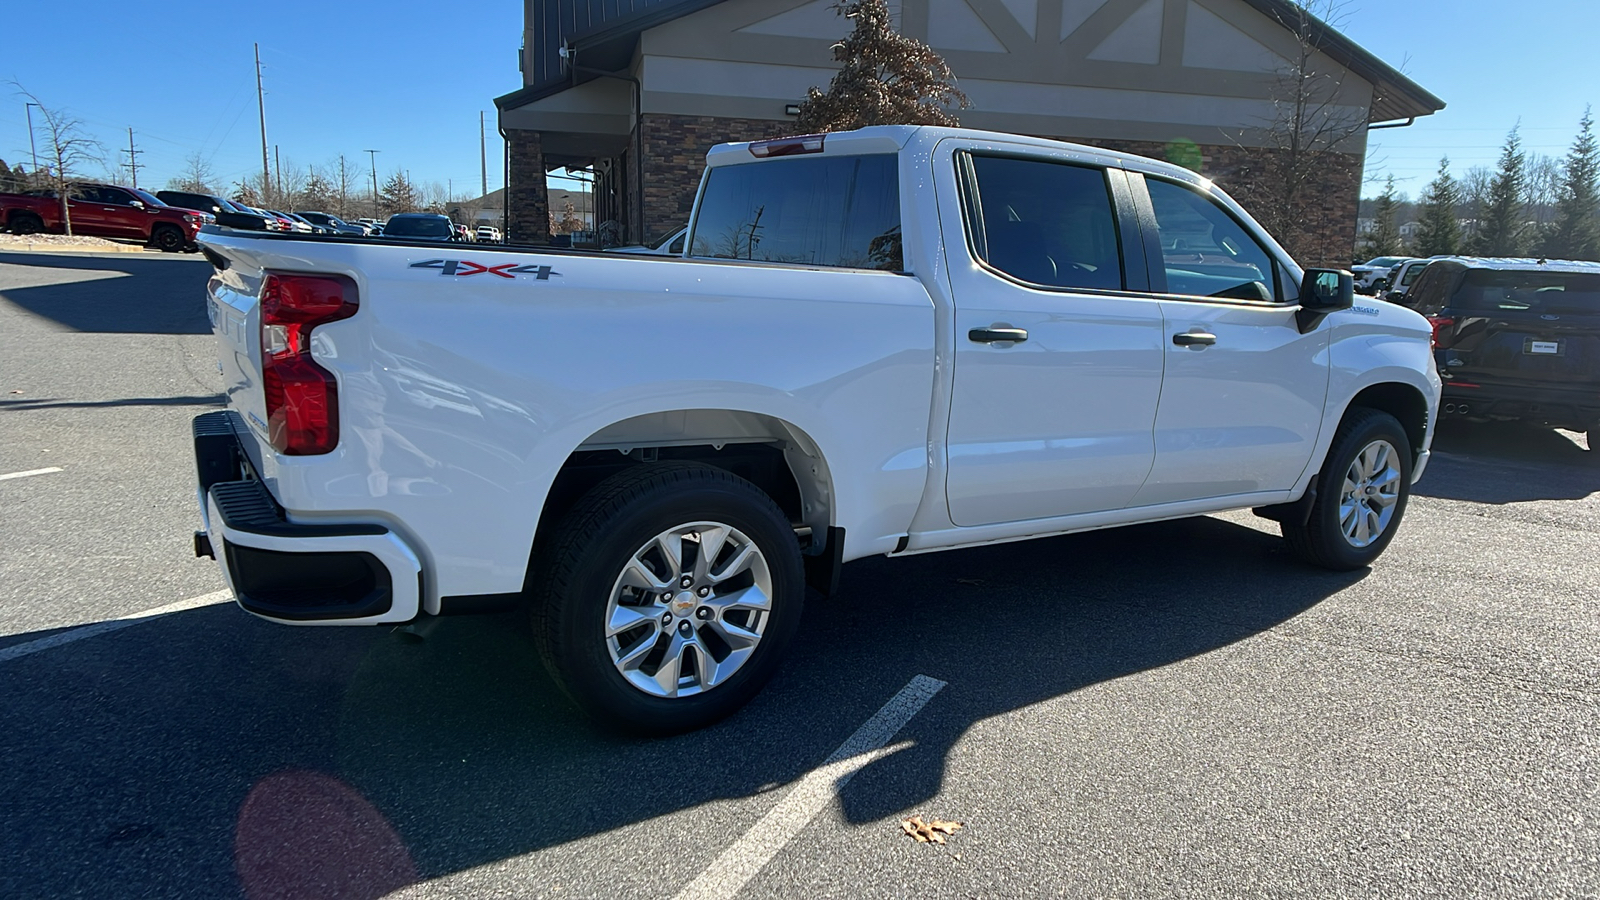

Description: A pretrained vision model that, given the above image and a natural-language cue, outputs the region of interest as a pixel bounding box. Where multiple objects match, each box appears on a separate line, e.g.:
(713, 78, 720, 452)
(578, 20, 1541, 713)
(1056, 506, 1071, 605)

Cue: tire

(151, 225, 185, 252)
(9, 213, 43, 235)
(529, 462, 805, 735)
(1282, 408, 1412, 570)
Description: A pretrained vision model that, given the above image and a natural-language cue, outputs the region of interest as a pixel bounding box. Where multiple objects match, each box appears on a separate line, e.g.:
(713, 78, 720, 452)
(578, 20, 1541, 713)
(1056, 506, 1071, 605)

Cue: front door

(1129, 175, 1328, 507)
(945, 152, 1165, 527)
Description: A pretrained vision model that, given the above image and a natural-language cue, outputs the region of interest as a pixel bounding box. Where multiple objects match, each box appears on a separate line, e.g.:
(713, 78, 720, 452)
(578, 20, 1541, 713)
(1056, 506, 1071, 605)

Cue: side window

(99, 187, 136, 206)
(1146, 178, 1278, 302)
(690, 154, 901, 270)
(667, 233, 685, 255)
(69, 186, 100, 203)
(965, 155, 1123, 291)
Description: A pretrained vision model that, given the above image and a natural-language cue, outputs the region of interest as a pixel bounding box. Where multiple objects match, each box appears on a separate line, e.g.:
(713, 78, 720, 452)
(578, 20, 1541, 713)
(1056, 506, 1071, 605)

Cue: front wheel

(9, 213, 43, 235)
(529, 462, 805, 734)
(1283, 408, 1412, 570)
(151, 225, 185, 252)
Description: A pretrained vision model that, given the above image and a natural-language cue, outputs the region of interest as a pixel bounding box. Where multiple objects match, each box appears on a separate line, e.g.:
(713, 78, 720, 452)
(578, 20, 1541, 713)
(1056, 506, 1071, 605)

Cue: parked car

(155, 190, 271, 232)
(381, 213, 456, 241)
(296, 211, 368, 236)
(475, 225, 502, 243)
(1, 182, 206, 251)
(1384, 258, 1434, 303)
(1408, 257, 1600, 436)
(1353, 255, 1410, 294)
(608, 225, 687, 255)
(453, 223, 474, 242)
(266, 210, 312, 234)
(191, 125, 1438, 734)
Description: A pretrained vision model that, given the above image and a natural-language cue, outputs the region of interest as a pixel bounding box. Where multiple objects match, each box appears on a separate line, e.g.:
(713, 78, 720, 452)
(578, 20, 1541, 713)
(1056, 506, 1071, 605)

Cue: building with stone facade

(494, 0, 1442, 266)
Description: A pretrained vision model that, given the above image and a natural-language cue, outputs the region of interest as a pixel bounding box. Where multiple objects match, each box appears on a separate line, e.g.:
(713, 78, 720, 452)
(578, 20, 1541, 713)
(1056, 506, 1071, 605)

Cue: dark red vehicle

(0, 183, 208, 251)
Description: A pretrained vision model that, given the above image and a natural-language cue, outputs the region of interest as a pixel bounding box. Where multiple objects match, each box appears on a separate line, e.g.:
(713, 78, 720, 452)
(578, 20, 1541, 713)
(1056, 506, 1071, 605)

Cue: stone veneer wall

(505, 128, 551, 245)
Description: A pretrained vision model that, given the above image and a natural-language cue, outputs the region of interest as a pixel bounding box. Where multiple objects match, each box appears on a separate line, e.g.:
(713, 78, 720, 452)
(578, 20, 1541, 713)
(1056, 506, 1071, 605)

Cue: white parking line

(673, 674, 947, 900)
(0, 467, 63, 481)
(0, 589, 233, 664)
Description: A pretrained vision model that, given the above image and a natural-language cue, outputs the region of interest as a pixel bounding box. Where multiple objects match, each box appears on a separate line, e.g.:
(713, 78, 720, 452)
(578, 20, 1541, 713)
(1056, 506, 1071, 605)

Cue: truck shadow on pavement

(1416, 420, 1599, 504)
(0, 251, 212, 335)
(0, 514, 1360, 898)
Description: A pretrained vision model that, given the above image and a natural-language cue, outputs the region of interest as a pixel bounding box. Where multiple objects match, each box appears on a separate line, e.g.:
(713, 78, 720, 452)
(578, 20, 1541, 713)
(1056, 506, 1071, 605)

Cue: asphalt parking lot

(1, 250, 1596, 899)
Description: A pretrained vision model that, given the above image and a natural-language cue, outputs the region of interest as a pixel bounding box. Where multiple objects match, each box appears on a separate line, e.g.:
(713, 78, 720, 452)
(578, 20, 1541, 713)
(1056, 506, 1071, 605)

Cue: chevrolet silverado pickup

(191, 126, 1441, 733)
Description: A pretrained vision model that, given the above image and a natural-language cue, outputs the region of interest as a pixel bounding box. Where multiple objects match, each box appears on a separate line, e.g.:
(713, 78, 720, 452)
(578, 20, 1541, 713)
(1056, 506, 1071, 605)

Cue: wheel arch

(1343, 381, 1432, 463)
(532, 409, 837, 559)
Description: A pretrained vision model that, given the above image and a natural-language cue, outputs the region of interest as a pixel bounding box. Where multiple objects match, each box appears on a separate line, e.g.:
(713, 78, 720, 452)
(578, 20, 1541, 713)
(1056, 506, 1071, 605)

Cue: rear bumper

(192, 411, 422, 625)
(1440, 381, 1600, 430)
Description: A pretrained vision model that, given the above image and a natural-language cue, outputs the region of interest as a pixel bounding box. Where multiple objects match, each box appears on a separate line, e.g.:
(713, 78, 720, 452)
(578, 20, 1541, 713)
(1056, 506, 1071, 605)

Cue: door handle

(969, 326, 1029, 344)
(1172, 331, 1217, 347)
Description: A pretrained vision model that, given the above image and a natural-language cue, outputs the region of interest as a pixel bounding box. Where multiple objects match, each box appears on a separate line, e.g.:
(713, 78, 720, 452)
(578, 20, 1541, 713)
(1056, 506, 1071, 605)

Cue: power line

(123, 128, 143, 189)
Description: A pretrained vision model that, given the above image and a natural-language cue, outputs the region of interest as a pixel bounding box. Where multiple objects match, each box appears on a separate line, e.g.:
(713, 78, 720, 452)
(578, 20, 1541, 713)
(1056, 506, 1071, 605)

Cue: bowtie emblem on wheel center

(672, 591, 699, 617)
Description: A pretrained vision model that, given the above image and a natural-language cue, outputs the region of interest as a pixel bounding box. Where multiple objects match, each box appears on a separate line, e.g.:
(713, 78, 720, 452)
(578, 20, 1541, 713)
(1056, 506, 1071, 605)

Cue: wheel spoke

(655, 533, 685, 581)
(652, 632, 688, 697)
(708, 544, 756, 584)
(707, 617, 761, 651)
(607, 603, 662, 638)
(693, 525, 730, 582)
(613, 630, 659, 671)
(706, 583, 772, 614)
(621, 558, 670, 593)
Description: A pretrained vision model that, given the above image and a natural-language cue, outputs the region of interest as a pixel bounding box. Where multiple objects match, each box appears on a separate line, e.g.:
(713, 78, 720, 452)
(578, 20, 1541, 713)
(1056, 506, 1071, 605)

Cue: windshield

(384, 216, 452, 238)
(1454, 270, 1600, 314)
(1364, 256, 1404, 268)
(131, 188, 166, 207)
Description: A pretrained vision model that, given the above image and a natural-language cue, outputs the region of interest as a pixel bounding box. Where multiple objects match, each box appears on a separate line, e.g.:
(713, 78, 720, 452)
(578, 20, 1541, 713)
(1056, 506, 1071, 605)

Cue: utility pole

(255, 43, 270, 203)
(337, 155, 348, 218)
(480, 111, 488, 198)
(274, 144, 282, 202)
(123, 128, 143, 189)
(24, 102, 41, 180)
(364, 149, 380, 215)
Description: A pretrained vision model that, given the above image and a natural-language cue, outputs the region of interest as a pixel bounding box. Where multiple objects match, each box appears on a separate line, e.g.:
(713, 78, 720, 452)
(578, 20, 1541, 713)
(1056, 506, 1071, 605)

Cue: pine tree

(1544, 107, 1600, 261)
(795, 0, 968, 133)
(1472, 127, 1529, 257)
(379, 171, 419, 215)
(1362, 176, 1405, 257)
(1413, 157, 1463, 258)
(301, 169, 335, 212)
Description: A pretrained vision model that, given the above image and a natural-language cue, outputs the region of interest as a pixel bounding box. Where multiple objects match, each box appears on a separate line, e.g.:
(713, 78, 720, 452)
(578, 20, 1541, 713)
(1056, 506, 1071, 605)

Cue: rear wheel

(151, 224, 185, 252)
(529, 462, 805, 734)
(9, 213, 43, 235)
(1283, 408, 1412, 570)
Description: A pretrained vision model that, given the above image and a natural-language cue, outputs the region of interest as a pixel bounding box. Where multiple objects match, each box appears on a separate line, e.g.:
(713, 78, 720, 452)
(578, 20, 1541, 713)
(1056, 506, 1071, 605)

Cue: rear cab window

(1452, 269, 1600, 314)
(689, 154, 902, 270)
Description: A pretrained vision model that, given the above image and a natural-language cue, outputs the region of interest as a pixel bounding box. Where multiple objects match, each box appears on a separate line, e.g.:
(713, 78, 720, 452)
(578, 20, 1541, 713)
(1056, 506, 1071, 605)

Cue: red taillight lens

(260, 273, 357, 455)
(1427, 316, 1455, 350)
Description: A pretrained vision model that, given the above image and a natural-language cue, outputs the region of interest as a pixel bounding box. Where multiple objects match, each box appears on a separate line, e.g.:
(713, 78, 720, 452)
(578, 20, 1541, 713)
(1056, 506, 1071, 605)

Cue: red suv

(0, 183, 209, 251)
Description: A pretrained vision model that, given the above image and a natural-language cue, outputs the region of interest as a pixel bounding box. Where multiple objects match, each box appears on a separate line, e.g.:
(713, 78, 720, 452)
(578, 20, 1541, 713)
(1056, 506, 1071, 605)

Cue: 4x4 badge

(410, 259, 560, 280)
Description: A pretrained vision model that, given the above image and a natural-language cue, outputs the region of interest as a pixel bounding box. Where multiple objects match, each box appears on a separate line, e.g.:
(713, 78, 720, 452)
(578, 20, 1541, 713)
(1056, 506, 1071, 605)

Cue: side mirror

(1295, 268, 1354, 333)
(129, 200, 144, 209)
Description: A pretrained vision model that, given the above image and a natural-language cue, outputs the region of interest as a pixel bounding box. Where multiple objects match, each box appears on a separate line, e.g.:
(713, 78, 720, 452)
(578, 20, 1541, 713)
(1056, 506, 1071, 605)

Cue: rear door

(1433, 267, 1600, 390)
(944, 149, 1165, 526)
(1127, 174, 1328, 507)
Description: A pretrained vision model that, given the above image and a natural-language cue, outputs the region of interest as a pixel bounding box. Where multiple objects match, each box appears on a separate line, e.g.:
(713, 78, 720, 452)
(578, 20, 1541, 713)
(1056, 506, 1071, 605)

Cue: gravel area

(0, 233, 148, 252)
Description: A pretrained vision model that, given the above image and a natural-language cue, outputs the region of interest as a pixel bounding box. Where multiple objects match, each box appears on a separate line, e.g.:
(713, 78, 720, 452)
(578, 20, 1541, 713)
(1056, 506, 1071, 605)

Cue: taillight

(1427, 316, 1454, 350)
(748, 134, 826, 157)
(259, 273, 357, 455)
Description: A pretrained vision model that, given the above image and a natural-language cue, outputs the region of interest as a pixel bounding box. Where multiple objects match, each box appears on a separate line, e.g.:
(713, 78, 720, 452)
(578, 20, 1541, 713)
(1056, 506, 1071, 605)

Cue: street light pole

(24, 102, 41, 178)
(364, 149, 380, 215)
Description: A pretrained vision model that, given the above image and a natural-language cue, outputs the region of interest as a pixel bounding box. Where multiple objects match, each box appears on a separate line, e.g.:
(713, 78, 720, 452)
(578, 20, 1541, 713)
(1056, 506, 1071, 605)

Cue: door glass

(966, 155, 1123, 291)
(99, 188, 135, 206)
(1146, 179, 1277, 302)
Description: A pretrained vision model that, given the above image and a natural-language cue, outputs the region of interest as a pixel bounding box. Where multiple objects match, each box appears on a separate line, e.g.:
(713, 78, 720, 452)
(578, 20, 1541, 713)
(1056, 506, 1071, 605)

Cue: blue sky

(1, 0, 1595, 201)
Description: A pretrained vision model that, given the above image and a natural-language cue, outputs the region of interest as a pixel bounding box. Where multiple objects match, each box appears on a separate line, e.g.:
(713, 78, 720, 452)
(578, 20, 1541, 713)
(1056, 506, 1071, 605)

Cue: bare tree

(795, 0, 967, 132)
(331, 155, 358, 219)
(1523, 153, 1563, 231)
(167, 153, 217, 194)
(11, 85, 103, 235)
(1234, 1, 1368, 265)
(301, 165, 334, 211)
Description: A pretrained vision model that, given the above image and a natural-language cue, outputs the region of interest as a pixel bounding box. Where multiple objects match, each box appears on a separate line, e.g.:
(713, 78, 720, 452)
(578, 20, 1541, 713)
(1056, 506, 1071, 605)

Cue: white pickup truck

(192, 125, 1440, 732)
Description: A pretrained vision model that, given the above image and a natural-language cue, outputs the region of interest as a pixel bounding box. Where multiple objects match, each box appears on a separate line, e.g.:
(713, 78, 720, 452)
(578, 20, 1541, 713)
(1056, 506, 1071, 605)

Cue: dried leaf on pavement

(901, 815, 964, 844)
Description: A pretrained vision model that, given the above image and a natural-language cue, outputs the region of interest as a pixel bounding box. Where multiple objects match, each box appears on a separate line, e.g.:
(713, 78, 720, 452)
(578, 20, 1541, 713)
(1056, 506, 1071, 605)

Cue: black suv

(1408, 257, 1600, 436)
(154, 190, 270, 231)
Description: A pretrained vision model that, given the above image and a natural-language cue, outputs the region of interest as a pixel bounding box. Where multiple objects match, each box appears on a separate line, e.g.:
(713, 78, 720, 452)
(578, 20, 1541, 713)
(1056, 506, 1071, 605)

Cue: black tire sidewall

(543, 470, 804, 734)
(12, 215, 43, 235)
(153, 226, 183, 251)
(1310, 412, 1413, 569)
